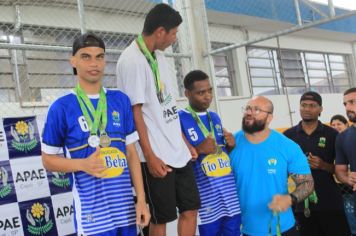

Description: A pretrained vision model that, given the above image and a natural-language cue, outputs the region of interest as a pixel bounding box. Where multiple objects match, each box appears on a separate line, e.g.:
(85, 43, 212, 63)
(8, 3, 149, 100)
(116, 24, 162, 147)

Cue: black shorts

(141, 161, 201, 224)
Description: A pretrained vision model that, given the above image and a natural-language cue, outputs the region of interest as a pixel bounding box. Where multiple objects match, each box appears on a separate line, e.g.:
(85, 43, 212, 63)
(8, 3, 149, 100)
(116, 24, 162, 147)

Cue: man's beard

(242, 116, 267, 134)
(347, 111, 356, 123)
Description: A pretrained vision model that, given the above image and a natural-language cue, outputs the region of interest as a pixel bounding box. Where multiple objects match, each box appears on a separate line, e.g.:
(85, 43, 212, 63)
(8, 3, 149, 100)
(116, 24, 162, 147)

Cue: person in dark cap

(41, 32, 150, 236)
(284, 91, 350, 236)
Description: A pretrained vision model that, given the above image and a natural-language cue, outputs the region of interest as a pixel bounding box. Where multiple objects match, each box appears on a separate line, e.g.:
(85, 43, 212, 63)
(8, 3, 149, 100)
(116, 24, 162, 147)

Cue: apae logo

(52, 172, 70, 189)
(11, 120, 38, 153)
(56, 205, 74, 224)
(0, 216, 21, 232)
(0, 167, 12, 199)
(267, 158, 277, 174)
(26, 202, 54, 235)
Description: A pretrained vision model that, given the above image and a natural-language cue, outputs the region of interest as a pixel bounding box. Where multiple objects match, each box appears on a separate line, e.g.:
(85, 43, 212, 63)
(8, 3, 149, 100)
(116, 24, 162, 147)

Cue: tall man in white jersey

(116, 3, 200, 236)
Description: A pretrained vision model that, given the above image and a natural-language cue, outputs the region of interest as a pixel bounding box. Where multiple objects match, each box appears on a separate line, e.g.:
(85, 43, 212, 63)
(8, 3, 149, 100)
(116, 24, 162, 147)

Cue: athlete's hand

(81, 147, 107, 178)
(135, 199, 150, 227)
(146, 154, 172, 178)
(348, 172, 356, 190)
(189, 146, 198, 161)
(268, 194, 292, 213)
(196, 135, 217, 155)
(223, 128, 235, 149)
(307, 153, 324, 170)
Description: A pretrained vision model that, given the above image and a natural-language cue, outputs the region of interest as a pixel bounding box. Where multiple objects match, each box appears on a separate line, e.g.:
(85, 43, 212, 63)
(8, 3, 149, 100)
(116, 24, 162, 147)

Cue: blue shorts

(90, 225, 137, 236)
(199, 214, 242, 236)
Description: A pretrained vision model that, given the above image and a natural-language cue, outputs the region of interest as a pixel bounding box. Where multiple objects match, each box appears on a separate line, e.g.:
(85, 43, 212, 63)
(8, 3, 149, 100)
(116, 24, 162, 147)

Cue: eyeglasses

(242, 105, 272, 115)
(300, 103, 319, 109)
(343, 99, 356, 107)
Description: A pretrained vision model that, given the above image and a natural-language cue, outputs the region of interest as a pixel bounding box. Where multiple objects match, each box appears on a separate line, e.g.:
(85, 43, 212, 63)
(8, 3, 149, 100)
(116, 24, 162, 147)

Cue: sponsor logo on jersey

(100, 147, 127, 178)
(112, 111, 121, 127)
(201, 152, 232, 177)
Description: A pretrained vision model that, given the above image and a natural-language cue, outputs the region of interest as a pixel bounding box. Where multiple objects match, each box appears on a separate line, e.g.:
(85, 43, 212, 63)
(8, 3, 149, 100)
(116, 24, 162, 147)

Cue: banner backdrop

(0, 116, 75, 236)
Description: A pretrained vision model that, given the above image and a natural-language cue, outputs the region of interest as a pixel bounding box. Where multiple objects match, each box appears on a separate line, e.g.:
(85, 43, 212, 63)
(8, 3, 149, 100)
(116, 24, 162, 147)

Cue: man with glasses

(284, 91, 350, 236)
(230, 96, 313, 236)
(335, 87, 356, 216)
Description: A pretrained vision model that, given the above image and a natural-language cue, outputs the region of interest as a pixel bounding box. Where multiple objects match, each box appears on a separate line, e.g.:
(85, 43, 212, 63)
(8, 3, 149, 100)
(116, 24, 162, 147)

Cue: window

(212, 42, 237, 96)
(247, 48, 280, 95)
(247, 47, 351, 95)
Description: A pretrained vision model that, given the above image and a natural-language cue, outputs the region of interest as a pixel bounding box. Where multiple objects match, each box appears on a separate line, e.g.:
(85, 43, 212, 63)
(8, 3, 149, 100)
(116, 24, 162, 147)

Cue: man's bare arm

(42, 147, 106, 178)
(290, 173, 314, 203)
(132, 104, 171, 177)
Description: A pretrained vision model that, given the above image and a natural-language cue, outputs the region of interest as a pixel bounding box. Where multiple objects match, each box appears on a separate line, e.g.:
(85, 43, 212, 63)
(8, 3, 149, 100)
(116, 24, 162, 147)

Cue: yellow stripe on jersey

(68, 138, 126, 152)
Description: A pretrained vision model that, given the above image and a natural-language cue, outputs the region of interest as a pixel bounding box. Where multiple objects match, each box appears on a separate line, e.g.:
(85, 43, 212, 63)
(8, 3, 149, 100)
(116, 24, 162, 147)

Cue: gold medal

(99, 133, 111, 147)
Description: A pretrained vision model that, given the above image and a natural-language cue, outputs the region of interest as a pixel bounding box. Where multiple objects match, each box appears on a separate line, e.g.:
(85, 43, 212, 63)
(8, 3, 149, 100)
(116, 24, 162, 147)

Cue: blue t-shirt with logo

(41, 89, 138, 235)
(179, 109, 241, 225)
(230, 130, 310, 236)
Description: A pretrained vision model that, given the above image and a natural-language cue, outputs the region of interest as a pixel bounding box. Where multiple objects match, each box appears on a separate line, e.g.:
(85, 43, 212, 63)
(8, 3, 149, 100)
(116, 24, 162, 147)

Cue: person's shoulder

(118, 40, 142, 63)
(208, 110, 220, 118)
(234, 130, 244, 139)
(178, 108, 191, 120)
(178, 108, 188, 115)
(271, 129, 298, 146)
(283, 125, 298, 136)
(49, 92, 75, 110)
(339, 126, 355, 139)
(322, 123, 338, 136)
(106, 89, 131, 103)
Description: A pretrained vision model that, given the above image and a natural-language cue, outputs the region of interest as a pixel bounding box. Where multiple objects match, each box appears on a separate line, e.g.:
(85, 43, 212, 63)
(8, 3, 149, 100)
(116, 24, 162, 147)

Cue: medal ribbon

(75, 84, 107, 135)
(304, 191, 318, 216)
(136, 34, 162, 101)
(186, 106, 216, 139)
(268, 213, 281, 236)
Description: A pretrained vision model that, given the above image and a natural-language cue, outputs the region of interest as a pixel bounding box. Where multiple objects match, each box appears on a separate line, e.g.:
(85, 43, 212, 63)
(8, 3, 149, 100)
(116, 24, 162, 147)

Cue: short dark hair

(330, 114, 348, 125)
(143, 3, 182, 35)
(344, 87, 356, 96)
(184, 70, 209, 90)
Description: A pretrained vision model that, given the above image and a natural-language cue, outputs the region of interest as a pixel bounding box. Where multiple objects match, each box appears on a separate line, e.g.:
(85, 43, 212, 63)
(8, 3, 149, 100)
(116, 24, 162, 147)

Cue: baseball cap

(72, 32, 105, 75)
(300, 91, 322, 106)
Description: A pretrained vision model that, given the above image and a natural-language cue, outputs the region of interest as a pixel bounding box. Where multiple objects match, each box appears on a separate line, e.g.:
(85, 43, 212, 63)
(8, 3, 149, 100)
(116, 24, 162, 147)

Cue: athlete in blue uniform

(230, 96, 314, 236)
(179, 70, 241, 236)
(41, 33, 150, 236)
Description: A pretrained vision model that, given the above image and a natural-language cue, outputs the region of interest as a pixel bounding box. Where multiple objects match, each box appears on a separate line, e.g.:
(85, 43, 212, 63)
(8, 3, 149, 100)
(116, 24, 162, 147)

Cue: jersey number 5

(188, 128, 198, 141)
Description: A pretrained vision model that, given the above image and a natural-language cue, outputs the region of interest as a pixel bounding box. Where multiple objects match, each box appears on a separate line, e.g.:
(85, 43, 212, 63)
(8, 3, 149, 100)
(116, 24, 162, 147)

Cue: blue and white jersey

(41, 89, 138, 235)
(230, 130, 310, 236)
(179, 109, 241, 225)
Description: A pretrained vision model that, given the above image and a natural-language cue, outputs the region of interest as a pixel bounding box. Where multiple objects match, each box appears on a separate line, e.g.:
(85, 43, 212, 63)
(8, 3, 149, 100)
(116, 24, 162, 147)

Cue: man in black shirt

(284, 91, 350, 236)
(335, 87, 356, 217)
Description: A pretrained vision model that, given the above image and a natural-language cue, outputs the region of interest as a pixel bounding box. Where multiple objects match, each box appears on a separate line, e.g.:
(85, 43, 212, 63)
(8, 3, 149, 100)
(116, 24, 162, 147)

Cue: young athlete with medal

(179, 70, 241, 236)
(41, 33, 150, 236)
(117, 4, 201, 236)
